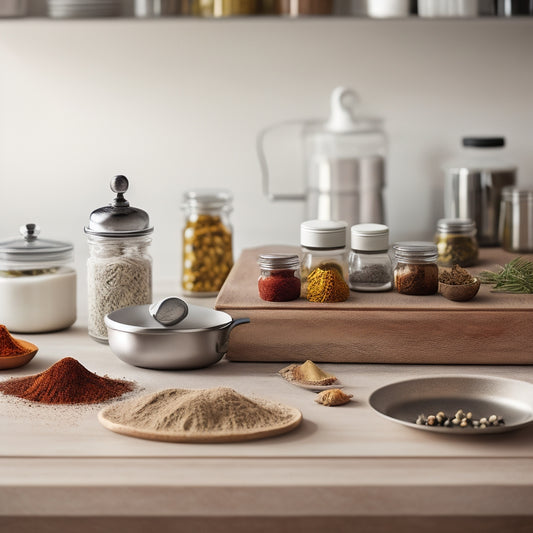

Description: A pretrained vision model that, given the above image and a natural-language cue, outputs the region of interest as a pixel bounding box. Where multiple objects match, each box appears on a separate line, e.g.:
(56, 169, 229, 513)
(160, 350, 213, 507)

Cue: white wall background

(0, 12, 532, 303)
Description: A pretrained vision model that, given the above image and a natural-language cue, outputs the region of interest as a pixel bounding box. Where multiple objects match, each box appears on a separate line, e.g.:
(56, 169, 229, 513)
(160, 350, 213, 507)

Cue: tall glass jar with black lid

(84, 175, 153, 343)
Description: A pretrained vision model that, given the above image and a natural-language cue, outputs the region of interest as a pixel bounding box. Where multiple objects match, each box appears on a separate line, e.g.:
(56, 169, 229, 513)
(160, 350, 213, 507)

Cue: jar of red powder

(257, 253, 301, 302)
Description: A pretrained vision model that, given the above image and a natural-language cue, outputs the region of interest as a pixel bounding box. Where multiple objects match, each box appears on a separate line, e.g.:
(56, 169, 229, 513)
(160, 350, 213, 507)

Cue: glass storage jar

(181, 189, 233, 296)
(435, 218, 478, 267)
(0, 223, 76, 333)
(393, 242, 439, 296)
(257, 253, 301, 302)
(85, 175, 153, 343)
(300, 219, 348, 298)
(348, 223, 393, 292)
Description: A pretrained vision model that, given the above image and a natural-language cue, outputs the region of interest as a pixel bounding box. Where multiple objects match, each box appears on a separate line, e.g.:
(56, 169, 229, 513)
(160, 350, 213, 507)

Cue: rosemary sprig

(478, 257, 533, 294)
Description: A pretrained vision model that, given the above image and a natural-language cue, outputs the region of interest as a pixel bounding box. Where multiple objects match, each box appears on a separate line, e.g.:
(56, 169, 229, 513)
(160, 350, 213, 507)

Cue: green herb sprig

(478, 257, 533, 294)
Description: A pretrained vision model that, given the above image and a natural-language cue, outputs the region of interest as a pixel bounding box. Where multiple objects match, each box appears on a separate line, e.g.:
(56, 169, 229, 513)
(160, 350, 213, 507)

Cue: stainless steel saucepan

(105, 301, 249, 370)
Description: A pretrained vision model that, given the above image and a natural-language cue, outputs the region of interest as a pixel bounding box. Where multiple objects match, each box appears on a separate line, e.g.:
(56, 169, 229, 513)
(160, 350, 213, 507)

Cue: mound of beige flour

(98, 387, 302, 443)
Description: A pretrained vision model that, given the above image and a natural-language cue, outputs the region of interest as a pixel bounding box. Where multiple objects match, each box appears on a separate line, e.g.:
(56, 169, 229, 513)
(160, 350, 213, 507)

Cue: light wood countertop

(1, 300, 532, 533)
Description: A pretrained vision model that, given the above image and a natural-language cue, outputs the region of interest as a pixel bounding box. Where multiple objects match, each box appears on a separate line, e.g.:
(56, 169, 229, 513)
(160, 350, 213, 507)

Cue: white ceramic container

(0, 224, 76, 333)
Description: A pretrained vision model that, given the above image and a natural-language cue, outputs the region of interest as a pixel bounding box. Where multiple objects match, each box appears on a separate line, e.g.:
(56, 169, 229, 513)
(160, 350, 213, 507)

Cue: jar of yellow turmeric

(300, 220, 349, 303)
(181, 189, 233, 296)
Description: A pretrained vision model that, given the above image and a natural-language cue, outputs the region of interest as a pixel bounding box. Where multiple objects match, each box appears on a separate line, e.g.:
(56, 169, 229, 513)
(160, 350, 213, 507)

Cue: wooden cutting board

(215, 246, 533, 364)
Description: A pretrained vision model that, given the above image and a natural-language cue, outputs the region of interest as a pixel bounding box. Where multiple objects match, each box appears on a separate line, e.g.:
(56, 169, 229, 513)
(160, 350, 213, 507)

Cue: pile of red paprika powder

(257, 253, 301, 302)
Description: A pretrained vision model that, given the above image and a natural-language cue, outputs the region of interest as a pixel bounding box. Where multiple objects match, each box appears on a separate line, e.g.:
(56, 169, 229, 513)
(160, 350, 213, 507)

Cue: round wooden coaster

(98, 397, 303, 443)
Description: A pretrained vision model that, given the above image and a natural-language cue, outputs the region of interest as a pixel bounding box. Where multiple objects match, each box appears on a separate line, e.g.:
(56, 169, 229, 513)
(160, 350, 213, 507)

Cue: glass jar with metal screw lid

(349, 223, 393, 292)
(393, 242, 439, 296)
(181, 189, 233, 296)
(435, 218, 478, 267)
(257, 253, 301, 302)
(300, 220, 348, 300)
(85, 175, 153, 343)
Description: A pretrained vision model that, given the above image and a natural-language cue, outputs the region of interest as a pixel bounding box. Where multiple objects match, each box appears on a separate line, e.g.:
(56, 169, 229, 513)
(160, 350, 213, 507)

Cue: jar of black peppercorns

(392, 242, 438, 296)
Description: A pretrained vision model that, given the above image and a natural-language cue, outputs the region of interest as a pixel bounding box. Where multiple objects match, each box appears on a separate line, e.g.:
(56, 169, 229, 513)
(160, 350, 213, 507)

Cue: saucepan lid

(105, 301, 233, 334)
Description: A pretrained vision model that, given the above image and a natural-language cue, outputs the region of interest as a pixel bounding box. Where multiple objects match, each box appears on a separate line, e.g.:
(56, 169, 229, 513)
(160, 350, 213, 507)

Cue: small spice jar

(181, 189, 233, 296)
(435, 218, 478, 267)
(85, 176, 153, 343)
(257, 253, 301, 302)
(0, 223, 76, 333)
(300, 220, 348, 299)
(393, 242, 439, 296)
(348, 223, 393, 292)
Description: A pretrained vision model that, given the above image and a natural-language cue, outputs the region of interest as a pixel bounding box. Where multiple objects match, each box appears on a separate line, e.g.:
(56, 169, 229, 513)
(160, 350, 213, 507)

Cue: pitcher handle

(256, 119, 316, 202)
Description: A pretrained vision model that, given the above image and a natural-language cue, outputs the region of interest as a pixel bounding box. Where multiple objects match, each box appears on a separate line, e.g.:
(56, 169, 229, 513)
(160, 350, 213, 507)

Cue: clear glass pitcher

(257, 86, 387, 230)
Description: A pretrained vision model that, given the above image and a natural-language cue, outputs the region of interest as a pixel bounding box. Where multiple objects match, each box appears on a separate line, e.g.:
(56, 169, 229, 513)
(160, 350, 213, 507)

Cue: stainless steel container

(500, 188, 533, 253)
(134, 0, 182, 16)
(444, 137, 516, 246)
(0, 0, 28, 17)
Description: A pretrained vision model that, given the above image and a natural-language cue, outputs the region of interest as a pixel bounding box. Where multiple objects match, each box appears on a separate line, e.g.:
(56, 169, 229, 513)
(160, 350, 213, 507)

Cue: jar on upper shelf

(0, 223, 76, 333)
(85, 175, 153, 343)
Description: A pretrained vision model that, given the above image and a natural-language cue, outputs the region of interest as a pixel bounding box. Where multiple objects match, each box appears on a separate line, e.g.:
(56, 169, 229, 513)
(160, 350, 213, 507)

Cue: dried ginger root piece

(315, 389, 353, 407)
(279, 360, 337, 386)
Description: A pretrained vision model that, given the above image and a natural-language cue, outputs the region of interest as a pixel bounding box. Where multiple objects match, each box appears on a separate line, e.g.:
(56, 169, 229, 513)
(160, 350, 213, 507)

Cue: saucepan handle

(217, 318, 250, 355)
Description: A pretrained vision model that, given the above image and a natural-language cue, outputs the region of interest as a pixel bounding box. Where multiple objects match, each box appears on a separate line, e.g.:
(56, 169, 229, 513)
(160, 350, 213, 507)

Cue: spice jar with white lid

(0, 223, 76, 333)
(349, 223, 393, 292)
(435, 218, 478, 267)
(85, 175, 153, 343)
(300, 220, 348, 297)
(181, 189, 233, 296)
(393, 242, 439, 296)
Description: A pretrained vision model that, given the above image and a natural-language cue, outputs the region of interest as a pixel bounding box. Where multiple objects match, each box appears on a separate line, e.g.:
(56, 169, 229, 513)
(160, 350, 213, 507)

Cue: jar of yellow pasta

(181, 189, 233, 296)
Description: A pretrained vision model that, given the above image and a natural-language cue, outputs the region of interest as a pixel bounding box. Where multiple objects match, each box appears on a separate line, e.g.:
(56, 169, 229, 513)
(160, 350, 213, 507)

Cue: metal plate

(369, 376, 533, 435)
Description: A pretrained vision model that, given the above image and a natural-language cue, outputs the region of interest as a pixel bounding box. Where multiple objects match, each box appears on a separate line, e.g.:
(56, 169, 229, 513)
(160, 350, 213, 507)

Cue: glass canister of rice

(84, 175, 153, 343)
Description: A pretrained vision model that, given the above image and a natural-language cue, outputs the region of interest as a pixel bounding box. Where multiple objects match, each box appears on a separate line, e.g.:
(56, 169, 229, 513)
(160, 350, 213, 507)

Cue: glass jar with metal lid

(349, 223, 393, 292)
(500, 188, 533, 253)
(0, 223, 76, 333)
(181, 189, 233, 296)
(257, 253, 301, 302)
(435, 218, 478, 267)
(300, 219, 348, 298)
(393, 241, 439, 296)
(85, 175, 153, 343)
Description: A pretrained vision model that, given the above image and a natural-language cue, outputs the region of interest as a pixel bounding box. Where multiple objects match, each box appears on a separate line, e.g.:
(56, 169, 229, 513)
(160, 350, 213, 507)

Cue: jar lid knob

(110, 175, 130, 207)
(20, 223, 40, 242)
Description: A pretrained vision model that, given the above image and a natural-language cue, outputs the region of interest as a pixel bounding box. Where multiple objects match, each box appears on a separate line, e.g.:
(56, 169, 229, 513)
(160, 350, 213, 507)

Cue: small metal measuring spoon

(149, 297, 189, 327)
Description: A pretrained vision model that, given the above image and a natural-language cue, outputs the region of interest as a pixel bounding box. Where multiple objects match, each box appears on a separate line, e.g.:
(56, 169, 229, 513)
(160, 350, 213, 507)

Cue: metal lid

(502, 188, 533, 202)
(182, 189, 233, 211)
(436, 218, 476, 234)
(84, 175, 153, 237)
(392, 241, 438, 261)
(351, 223, 389, 251)
(0, 223, 73, 269)
(462, 137, 505, 148)
(300, 220, 347, 249)
(258, 253, 300, 270)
